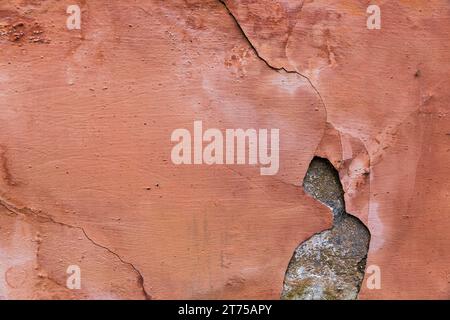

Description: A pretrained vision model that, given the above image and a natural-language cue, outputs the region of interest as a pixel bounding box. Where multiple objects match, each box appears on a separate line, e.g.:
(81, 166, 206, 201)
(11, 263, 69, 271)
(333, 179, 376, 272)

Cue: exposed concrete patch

(282, 157, 370, 300)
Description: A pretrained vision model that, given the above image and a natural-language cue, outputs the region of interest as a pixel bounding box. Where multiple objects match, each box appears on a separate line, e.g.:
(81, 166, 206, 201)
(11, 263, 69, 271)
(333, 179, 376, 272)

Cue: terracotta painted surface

(224, 0, 450, 299)
(0, 0, 449, 299)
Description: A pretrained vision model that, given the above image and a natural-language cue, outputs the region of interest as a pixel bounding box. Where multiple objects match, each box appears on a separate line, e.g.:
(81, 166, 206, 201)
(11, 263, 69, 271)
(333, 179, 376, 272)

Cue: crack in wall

(216, 2, 371, 299)
(0, 198, 151, 299)
(217, 0, 346, 185)
(217, 0, 329, 124)
(281, 157, 370, 300)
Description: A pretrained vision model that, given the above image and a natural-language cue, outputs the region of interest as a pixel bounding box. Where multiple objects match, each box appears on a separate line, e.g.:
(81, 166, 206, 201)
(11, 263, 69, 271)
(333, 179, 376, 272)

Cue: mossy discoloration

(281, 278, 313, 300)
(281, 157, 370, 300)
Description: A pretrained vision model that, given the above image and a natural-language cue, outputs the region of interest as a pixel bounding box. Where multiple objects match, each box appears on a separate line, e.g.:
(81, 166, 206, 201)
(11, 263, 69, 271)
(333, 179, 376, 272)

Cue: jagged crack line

(217, 0, 329, 124)
(79, 228, 152, 300)
(218, 0, 333, 164)
(0, 199, 151, 300)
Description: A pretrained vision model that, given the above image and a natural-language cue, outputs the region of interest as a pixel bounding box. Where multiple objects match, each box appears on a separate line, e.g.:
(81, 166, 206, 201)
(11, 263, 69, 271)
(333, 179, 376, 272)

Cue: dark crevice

(281, 157, 371, 300)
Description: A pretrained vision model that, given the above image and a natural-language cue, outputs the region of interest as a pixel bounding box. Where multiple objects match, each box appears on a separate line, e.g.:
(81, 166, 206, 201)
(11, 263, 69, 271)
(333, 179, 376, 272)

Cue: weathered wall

(0, 0, 449, 299)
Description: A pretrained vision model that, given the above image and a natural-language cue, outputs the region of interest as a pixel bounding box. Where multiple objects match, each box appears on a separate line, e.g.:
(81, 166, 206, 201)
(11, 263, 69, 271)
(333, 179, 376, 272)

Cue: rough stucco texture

(0, 0, 450, 299)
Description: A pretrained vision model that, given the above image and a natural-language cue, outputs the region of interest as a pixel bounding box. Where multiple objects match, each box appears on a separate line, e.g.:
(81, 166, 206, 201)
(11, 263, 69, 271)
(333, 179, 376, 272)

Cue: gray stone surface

(282, 157, 370, 300)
